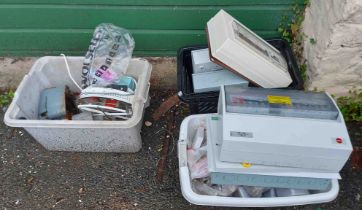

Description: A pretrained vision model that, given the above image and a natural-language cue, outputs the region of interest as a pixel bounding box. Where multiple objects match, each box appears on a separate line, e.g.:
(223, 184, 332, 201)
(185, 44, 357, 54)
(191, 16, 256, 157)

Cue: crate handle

(135, 82, 150, 104)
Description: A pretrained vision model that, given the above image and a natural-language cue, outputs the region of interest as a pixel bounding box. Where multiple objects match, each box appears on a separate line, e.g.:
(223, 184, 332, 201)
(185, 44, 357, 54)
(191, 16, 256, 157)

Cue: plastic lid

(224, 85, 339, 120)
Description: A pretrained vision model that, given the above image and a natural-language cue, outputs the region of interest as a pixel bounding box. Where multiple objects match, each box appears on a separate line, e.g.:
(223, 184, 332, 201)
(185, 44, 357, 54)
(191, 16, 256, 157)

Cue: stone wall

(303, 0, 362, 96)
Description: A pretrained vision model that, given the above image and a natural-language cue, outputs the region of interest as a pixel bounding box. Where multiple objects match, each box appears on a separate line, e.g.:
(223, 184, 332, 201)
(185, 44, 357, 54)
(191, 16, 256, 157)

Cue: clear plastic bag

(243, 186, 271, 197)
(192, 178, 238, 197)
(190, 156, 209, 179)
(81, 23, 135, 88)
(187, 146, 207, 168)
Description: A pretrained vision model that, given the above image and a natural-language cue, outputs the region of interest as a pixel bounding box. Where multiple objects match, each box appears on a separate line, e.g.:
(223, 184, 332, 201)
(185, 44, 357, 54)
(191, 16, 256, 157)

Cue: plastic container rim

(4, 56, 152, 129)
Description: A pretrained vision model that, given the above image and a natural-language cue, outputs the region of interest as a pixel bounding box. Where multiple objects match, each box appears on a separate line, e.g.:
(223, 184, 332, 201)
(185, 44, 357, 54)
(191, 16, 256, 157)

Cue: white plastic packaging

(4, 56, 151, 153)
(192, 178, 237, 197)
(263, 188, 277, 197)
(276, 188, 310, 197)
(235, 187, 251, 198)
(190, 156, 209, 179)
(243, 186, 270, 197)
(187, 146, 206, 168)
(192, 125, 205, 149)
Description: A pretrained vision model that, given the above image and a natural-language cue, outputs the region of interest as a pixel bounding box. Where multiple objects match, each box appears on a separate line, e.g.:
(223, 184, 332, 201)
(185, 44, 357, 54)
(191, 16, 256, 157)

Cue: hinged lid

(224, 85, 339, 120)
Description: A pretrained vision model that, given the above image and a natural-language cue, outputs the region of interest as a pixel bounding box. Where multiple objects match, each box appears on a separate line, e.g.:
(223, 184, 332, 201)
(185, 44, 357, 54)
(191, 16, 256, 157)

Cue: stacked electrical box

(205, 85, 352, 194)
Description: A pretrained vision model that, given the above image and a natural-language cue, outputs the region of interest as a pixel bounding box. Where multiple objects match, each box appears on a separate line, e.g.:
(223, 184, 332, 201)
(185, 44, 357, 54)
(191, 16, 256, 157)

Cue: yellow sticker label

(241, 162, 252, 168)
(267, 95, 292, 105)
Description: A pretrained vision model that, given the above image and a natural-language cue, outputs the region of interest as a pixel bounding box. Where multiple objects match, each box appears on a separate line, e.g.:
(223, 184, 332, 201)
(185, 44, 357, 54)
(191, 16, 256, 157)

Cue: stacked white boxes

(191, 48, 248, 93)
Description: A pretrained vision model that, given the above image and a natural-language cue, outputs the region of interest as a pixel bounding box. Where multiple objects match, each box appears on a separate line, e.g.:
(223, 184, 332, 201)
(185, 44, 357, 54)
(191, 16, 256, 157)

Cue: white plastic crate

(4, 56, 152, 153)
(177, 115, 339, 207)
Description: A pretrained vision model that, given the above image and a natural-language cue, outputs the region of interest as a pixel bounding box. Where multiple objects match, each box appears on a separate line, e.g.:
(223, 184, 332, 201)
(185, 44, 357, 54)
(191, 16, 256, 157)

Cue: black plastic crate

(177, 38, 304, 114)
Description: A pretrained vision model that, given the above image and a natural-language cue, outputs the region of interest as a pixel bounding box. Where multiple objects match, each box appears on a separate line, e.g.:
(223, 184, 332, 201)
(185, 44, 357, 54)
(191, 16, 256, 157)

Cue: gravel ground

(0, 89, 361, 210)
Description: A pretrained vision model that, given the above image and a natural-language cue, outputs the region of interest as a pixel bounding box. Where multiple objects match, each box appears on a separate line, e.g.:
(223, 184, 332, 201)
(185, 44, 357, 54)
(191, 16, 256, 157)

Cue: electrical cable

(61, 54, 82, 91)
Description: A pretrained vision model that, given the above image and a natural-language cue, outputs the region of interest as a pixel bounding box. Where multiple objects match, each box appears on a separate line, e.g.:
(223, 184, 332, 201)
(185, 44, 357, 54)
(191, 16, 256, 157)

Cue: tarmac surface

(0, 89, 361, 210)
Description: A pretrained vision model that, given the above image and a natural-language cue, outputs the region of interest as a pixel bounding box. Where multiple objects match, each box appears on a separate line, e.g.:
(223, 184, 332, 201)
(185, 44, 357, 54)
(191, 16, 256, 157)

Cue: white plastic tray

(177, 114, 339, 207)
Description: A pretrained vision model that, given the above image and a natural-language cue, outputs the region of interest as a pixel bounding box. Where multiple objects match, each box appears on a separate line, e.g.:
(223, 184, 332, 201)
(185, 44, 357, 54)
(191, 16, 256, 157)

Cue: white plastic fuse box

(207, 10, 292, 88)
(206, 114, 339, 191)
(217, 85, 353, 172)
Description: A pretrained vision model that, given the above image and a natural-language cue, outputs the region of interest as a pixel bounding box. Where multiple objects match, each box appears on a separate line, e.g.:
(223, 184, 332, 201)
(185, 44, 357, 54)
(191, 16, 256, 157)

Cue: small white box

(191, 48, 223, 73)
(207, 10, 292, 88)
(192, 70, 248, 93)
(218, 85, 353, 172)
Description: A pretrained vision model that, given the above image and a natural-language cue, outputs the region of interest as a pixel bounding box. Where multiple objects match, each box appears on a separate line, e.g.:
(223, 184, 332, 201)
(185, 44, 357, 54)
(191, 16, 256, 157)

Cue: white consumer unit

(207, 10, 292, 88)
(206, 114, 339, 190)
(218, 85, 353, 172)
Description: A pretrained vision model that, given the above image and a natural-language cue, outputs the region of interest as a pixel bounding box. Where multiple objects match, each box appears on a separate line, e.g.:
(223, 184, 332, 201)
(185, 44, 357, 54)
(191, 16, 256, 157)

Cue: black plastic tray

(177, 38, 304, 114)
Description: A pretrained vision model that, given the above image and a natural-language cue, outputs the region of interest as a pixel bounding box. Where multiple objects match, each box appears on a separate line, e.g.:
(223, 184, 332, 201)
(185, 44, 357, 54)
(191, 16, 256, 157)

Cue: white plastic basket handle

(134, 82, 150, 103)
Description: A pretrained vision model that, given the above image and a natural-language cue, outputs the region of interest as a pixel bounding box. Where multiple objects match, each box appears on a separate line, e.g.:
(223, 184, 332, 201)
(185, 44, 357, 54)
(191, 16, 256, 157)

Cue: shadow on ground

(0, 88, 361, 210)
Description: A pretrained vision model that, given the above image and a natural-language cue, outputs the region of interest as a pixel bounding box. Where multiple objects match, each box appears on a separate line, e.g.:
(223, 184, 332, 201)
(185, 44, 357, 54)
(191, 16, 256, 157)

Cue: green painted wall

(0, 0, 305, 56)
